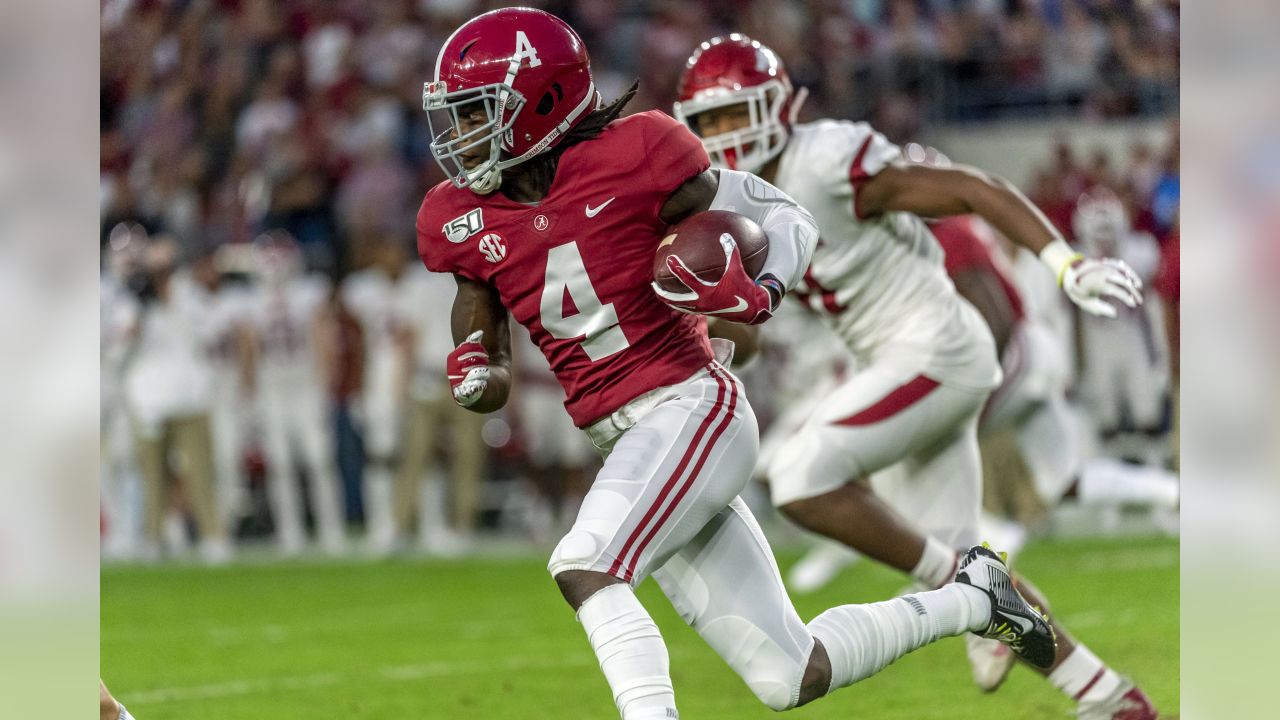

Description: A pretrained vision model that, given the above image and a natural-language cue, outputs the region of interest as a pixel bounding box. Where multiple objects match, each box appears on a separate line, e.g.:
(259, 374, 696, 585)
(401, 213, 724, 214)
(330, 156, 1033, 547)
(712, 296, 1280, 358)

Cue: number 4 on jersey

(540, 242, 629, 361)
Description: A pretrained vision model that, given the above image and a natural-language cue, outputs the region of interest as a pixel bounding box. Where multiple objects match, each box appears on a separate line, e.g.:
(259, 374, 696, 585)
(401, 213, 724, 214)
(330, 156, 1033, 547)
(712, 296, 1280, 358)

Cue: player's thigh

(549, 365, 757, 585)
(652, 496, 812, 709)
(870, 407, 983, 550)
(767, 362, 986, 507)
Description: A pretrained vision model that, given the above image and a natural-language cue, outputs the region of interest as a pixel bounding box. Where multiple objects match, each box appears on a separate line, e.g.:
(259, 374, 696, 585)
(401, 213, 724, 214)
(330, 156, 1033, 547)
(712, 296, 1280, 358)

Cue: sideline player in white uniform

(101, 224, 146, 559)
(247, 231, 347, 556)
(676, 35, 1155, 719)
(340, 236, 414, 553)
(418, 9, 1054, 719)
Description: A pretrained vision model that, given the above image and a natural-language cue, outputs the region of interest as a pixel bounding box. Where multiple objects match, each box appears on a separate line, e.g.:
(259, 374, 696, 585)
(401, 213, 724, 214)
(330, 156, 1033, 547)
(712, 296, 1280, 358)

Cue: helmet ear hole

(536, 83, 564, 116)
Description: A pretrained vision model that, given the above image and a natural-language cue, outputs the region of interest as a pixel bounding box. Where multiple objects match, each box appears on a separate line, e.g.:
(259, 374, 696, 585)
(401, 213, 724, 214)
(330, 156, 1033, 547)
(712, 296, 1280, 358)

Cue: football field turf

(102, 535, 1178, 719)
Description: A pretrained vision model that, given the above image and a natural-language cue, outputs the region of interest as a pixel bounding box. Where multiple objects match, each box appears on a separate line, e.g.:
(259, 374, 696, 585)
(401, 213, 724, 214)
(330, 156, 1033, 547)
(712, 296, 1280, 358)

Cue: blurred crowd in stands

(99, 0, 1180, 562)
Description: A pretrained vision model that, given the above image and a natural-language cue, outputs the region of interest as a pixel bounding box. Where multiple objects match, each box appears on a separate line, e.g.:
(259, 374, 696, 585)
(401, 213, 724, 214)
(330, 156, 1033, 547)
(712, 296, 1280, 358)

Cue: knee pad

(698, 615, 809, 711)
(548, 529, 602, 577)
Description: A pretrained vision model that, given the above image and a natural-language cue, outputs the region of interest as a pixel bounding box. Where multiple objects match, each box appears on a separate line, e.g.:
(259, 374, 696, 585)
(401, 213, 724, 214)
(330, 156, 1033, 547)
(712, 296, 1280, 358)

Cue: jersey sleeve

(795, 121, 904, 223)
(639, 110, 711, 204)
(846, 123, 902, 220)
(415, 187, 477, 280)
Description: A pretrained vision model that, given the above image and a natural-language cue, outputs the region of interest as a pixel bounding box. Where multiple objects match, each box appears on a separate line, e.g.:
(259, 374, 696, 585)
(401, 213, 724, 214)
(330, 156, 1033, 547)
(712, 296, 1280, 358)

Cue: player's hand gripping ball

(446, 330, 490, 407)
(651, 210, 776, 324)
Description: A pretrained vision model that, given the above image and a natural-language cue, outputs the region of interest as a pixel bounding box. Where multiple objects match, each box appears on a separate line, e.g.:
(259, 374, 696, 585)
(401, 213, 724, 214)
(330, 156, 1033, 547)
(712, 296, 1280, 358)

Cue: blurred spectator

(100, 0, 1179, 272)
(328, 290, 367, 526)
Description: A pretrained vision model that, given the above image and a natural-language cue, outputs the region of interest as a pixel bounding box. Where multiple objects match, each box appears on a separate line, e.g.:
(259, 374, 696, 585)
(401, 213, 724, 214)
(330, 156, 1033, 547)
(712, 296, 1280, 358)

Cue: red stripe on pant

(831, 374, 941, 426)
(620, 365, 740, 582)
(607, 365, 730, 580)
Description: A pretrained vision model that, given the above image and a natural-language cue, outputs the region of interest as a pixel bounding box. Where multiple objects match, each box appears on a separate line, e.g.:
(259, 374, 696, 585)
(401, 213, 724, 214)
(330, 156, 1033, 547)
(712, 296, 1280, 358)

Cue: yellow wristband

(1038, 240, 1084, 287)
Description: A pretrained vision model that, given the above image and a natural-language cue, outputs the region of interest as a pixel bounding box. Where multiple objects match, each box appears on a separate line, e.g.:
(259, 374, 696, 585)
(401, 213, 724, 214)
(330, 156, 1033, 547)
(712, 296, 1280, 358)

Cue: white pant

(259, 382, 345, 550)
(768, 358, 994, 550)
(1081, 305, 1169, 431)
(549, 363, 816, 700)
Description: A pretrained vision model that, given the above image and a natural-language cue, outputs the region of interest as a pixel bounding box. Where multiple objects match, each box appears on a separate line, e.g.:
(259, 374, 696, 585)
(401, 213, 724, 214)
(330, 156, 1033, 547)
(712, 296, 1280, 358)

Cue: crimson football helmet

(423, 8, 600, 194)
(252, 230, 303, 286)
(674, 34, 806, 174)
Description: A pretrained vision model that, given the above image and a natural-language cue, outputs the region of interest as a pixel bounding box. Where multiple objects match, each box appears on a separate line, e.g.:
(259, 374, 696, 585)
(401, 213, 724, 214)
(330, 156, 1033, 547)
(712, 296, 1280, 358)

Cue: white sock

(577, 584, 679, 720)
(118, 704, 135, 720)
(1048, 644, 1124, 703)
(808, 584, 990, 692)
(910, 535, 960, 589)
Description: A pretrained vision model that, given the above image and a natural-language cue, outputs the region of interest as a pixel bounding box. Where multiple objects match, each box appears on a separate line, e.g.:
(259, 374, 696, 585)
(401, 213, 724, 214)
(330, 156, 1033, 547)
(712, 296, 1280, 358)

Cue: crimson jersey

(930, 216, 1025, 324)
(417, 110, 713, 427)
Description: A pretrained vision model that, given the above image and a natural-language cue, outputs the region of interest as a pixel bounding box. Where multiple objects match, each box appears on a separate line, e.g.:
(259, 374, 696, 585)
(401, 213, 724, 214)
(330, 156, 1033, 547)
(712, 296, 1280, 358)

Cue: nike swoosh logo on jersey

(704, 296, 749, 315)
(585, 197, 616, 217)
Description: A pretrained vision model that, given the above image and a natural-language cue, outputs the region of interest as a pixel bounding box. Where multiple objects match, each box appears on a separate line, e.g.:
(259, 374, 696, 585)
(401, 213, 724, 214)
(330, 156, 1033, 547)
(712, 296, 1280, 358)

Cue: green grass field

(102, 536, 1178, 719)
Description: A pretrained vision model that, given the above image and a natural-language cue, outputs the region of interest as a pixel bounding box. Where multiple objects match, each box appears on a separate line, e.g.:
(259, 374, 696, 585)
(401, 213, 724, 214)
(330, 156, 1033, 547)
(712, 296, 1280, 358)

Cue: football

(653, 210, 769, 294)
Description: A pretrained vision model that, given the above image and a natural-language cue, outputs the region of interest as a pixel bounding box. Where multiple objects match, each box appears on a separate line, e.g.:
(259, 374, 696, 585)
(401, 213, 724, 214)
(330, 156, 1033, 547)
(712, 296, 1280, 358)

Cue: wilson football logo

(443, 208, 483, 243)
(478, 233, 507, 264)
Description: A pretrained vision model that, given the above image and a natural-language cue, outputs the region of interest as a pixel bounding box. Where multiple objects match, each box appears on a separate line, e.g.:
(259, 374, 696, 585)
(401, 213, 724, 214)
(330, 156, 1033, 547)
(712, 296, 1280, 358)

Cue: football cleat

(955, 544, 1057, 669)
(964, 633, 1016, 693)
(1077, 679, 1158, 720)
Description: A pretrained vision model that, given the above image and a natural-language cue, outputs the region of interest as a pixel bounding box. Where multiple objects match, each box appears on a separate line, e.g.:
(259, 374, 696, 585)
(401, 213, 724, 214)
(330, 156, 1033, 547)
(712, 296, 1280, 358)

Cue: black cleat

(955, 544, 1057, 669)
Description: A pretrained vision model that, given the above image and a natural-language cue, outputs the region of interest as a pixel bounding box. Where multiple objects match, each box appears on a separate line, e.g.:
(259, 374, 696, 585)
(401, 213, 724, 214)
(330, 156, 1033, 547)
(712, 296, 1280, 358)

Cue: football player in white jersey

(101, 224, 145, 560)
(340, 236, 414, 553)
(1073, 190, 1171, 462)
(247, 231, 347, 556)
(676, 35, 1155, 719)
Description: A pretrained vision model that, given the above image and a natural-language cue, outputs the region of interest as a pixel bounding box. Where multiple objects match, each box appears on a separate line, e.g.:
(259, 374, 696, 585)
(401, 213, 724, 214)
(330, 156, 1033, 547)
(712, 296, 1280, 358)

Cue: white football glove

(1040, 240, 1144, 319)
(446, 330, 490, 407)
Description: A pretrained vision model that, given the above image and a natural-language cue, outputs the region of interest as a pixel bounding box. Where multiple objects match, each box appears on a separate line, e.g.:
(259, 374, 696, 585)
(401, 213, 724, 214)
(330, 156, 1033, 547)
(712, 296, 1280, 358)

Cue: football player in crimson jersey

(416, 8, 1053, 719)
(677, 35, 1156, 719)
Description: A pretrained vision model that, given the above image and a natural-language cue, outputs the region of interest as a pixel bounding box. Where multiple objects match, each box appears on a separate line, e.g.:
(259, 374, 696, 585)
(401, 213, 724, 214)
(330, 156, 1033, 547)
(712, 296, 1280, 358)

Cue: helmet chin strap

(788, 86, 809, 125)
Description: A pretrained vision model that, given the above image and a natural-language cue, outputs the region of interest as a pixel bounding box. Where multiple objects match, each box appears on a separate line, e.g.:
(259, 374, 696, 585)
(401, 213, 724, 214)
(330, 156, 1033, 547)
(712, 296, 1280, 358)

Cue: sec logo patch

(478, 233, 507, 264)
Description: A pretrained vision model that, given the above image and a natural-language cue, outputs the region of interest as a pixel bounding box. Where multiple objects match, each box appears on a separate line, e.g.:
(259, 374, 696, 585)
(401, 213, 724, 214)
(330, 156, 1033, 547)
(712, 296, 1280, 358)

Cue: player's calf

(562, 578, 679, 720)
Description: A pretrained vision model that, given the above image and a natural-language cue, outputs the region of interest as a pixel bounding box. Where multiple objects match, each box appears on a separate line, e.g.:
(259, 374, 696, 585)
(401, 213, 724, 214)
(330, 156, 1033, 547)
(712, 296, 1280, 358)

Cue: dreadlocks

(516, 80, 640, 197)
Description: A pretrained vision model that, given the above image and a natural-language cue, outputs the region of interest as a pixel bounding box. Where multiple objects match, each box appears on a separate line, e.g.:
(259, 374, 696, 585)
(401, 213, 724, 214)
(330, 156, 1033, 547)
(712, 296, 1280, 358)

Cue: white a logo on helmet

(478, 232, 508, 264)
(515, 31, 542, 68)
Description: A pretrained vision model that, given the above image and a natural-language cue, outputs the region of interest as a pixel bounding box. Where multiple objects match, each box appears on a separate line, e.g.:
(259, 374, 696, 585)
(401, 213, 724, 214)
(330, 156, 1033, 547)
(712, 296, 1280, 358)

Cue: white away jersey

(246, 274, 330, 382)
(773, 120, 1000, 390)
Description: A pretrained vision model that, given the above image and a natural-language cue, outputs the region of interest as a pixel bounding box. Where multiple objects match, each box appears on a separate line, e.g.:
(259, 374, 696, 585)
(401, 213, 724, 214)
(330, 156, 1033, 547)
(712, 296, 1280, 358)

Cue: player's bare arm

(447, 274, 512, 413)
(950, 267, 1017, 355)
(659, 168, 720, 223)
(858, 163, 1061, 254)
(859, 163, 1143, 318)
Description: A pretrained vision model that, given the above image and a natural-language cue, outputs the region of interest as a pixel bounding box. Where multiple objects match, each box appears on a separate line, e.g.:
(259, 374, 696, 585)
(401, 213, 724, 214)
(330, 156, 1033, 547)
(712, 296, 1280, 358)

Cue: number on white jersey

(540, 242, 629, 361)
